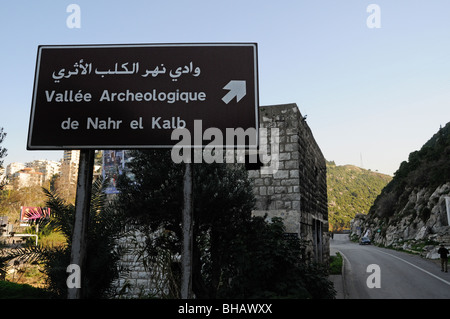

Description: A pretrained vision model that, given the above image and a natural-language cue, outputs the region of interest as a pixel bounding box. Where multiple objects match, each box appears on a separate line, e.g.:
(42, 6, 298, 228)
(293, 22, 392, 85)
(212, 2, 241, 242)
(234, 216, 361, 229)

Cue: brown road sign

(27, 43, 259, 150)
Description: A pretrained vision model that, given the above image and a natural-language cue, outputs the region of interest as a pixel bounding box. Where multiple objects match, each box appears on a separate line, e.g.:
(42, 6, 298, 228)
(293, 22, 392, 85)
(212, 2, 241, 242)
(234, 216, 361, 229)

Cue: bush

(116, 150, 336, 299)
(329, 252, 343, 275)
(217, 217, 336, 299)
(0, 280, 53, 299)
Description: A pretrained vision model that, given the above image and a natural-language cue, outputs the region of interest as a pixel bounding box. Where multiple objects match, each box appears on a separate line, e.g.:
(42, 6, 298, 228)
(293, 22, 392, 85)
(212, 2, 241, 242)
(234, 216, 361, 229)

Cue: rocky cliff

(351, 123, 450, 259)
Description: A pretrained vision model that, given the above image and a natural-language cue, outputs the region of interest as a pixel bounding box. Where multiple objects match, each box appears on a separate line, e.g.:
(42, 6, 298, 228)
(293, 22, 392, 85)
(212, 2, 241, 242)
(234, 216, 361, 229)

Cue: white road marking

(376, 249, 450, 287)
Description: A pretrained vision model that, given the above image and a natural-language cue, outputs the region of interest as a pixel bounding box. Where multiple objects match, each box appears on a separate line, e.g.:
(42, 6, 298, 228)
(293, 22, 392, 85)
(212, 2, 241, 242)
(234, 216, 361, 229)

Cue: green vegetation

(216, 216, 335, 299)
(0, 127, 6, 190)
(0, 280, 51, 299)
(116, 150, 335, 299)
(327, 161, 391, 231)
(369, 122, 450, 219)
(1, 148, 337, 299)
(0, 179, 127, 298)
(329, 252, 343, 275)
(0, 186, 48, 220)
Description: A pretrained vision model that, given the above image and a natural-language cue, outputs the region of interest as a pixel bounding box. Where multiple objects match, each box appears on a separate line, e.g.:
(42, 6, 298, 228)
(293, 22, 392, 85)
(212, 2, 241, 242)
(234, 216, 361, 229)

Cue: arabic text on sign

(52, 60, 201, 82)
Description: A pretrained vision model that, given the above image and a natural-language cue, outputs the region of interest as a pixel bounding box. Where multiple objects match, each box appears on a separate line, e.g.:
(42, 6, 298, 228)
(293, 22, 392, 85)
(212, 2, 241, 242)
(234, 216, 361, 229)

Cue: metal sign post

(67, 149, 95, 299)
(181, 162, 193, 299)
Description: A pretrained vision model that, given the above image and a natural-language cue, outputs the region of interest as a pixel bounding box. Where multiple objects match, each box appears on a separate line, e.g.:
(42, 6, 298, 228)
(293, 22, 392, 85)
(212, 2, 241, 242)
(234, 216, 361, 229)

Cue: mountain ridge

(327, 161, 392, 231)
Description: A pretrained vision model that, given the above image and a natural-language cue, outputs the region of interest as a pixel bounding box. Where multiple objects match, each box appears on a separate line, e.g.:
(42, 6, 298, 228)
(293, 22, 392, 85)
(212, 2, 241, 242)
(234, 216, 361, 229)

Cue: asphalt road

(331, 234, 450, 299)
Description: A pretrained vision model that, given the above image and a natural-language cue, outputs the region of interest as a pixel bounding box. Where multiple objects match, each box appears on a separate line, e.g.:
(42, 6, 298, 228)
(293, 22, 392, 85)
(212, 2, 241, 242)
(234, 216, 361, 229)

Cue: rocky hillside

(351, 123, 450, 258)
(327, 161, 391, 231)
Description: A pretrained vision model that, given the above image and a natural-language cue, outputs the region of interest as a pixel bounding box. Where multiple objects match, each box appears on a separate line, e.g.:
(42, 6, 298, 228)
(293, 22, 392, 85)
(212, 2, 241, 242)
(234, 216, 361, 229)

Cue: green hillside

(368, 122, 450, 220)
(327, 161, 392, 231)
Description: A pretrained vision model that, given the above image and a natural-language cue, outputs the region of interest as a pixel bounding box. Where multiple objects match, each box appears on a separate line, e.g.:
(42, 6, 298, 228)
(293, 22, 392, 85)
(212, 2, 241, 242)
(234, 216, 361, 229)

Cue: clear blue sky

(1, 1, 449, 175)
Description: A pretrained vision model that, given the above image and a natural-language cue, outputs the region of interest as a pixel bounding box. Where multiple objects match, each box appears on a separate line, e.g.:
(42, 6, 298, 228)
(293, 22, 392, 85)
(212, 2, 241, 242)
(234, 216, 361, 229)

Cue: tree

(116, 150, 255, 298)
(217, 216, 335, 299)
(116, 150, 335, 299)
(0, 127, 6, 168)
(0, 127, 7, 189)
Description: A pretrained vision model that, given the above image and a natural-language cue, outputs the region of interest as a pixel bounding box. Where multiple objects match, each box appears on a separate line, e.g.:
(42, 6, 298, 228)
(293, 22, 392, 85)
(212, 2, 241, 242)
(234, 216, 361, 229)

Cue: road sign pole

(181, 161, 193, 299)
(67, 149, 95, 299)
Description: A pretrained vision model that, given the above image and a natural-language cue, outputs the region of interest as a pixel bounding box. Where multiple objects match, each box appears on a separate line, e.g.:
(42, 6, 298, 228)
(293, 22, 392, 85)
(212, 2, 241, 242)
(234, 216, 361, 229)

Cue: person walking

(437, 244, 449, 272)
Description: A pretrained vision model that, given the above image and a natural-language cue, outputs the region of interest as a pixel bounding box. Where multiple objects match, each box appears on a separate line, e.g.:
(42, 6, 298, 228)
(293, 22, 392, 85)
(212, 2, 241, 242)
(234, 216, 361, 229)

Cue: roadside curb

(338, 250, 349, 299)
(329, 248, 347, 299)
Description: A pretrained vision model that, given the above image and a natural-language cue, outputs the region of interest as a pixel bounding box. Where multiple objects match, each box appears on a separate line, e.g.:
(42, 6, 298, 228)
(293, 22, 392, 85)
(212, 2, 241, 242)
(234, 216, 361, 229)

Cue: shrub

(0, 280, 52, 299)
(329, 252, 343, 275)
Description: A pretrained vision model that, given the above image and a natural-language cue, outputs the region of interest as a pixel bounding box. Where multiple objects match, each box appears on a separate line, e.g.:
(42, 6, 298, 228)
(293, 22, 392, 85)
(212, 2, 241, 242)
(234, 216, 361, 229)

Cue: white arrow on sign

(222, 80, 246, 104)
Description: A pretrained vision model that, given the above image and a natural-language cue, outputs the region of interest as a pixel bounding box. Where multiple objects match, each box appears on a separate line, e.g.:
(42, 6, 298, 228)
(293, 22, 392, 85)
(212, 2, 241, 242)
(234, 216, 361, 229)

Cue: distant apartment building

(7, 159, 63, 190)
(26, 160, 61, 182)
(4, 152, 81, 191)
(11, 167, 44, 189)
(6, 162, 25, 178)
(60, 150, 80, 185)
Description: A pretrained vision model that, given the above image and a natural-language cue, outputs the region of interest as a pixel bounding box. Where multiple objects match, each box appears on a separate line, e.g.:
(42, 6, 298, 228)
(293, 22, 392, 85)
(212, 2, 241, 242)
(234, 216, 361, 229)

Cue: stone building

(248, 103, 329, 262)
